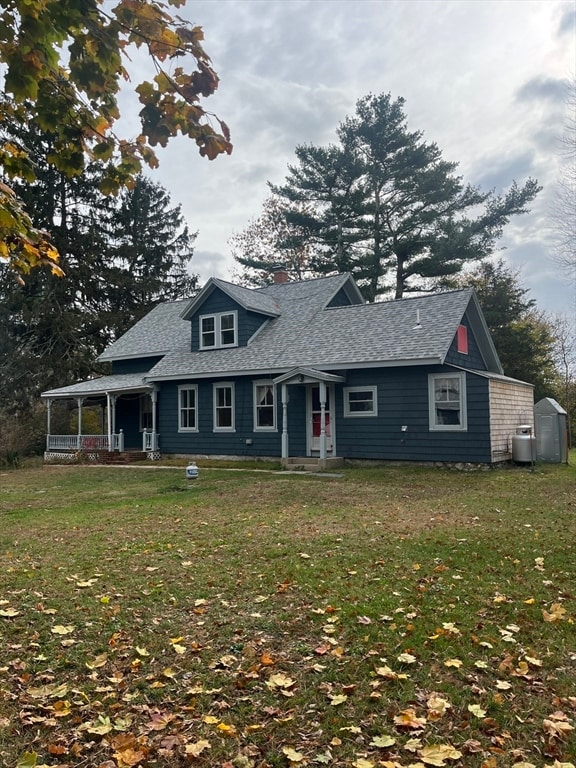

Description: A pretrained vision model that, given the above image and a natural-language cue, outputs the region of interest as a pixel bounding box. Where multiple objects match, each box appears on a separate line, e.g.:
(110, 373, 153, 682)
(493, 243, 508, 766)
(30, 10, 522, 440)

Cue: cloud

(135, 0, 575, 315)
(516, 76, 569, 104)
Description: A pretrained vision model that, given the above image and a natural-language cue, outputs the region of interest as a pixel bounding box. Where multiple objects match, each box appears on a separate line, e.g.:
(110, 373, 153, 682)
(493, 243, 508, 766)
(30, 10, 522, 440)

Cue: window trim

(199, 311, 238, 350)
(253, 380, 277, 431)
(213, 382, 235, 432)
(343, 386, 378, 417)
(428, 372, 467, 432)
(178, 384, 199, 432)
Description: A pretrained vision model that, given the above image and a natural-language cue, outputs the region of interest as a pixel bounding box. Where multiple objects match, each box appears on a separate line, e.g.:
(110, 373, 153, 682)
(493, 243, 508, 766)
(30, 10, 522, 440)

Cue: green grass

(0, 460, 575, 767)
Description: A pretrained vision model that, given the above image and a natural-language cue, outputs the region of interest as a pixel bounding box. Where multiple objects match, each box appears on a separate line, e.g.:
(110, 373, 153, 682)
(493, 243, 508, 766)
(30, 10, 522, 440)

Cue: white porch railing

(142, 430, 159, 451)
(46, 434, 123, 451)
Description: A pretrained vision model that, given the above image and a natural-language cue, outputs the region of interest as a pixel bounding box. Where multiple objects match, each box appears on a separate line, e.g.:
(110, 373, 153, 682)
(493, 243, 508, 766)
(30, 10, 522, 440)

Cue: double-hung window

(428, 372, 467, 431)
(254, 381, 276, 430)
(178, 385, 198, 431)
(214, 383, 235, 431)
(344, 386, 378, 417)
(200, 311, 237, 349)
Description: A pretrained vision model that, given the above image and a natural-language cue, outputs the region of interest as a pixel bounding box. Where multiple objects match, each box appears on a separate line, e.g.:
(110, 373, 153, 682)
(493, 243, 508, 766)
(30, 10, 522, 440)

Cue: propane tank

(185, 461, 199, 480)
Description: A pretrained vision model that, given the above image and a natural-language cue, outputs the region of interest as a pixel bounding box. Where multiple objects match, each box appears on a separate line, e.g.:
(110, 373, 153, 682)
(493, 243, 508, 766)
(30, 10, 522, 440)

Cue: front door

(308, 384, 334, 454)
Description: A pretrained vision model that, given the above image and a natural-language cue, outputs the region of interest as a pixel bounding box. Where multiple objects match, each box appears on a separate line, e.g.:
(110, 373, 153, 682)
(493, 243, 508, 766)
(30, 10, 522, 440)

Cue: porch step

(283, 457, 323, 472)
(94, 451, 148, 465)
(283, 456, 345, 472)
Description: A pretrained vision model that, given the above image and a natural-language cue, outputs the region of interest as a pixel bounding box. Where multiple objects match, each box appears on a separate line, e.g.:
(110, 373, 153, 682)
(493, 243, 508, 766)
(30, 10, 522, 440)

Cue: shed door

(308, 384, 334, 453)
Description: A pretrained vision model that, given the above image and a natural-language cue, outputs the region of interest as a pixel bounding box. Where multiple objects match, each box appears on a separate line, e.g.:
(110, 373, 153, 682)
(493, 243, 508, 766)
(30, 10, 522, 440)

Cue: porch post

(76, 397, 84, 449)
(110, 396, 117, 449)
(281, 383, 289, 460)
(106, 393, 112, 451)
(150, 387, 158, 450)
(46, 398, 52, 450)
(319, 380, 327, 460)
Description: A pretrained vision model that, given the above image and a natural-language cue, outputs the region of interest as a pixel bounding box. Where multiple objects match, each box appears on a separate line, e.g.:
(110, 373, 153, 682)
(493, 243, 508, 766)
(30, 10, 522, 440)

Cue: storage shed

(535, 398, 569, 464)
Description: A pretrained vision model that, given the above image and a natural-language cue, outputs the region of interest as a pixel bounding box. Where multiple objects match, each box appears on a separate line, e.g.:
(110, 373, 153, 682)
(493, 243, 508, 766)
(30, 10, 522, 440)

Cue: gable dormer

(180, 278, 280, 352)
(443, 291, 503, 374)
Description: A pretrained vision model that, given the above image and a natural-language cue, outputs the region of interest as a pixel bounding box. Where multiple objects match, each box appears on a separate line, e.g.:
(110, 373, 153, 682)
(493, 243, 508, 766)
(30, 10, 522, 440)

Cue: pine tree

(270, 93, 541, 301)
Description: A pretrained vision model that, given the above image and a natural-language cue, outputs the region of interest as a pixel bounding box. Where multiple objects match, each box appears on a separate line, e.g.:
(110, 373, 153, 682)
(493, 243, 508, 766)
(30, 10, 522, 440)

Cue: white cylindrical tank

(512, 425, 535, 464)
(186, 461, 199, 480)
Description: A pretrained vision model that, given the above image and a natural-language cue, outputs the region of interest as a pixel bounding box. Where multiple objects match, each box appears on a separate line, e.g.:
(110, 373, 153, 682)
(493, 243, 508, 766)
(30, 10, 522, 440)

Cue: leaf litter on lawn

(0, 463, 574, 766)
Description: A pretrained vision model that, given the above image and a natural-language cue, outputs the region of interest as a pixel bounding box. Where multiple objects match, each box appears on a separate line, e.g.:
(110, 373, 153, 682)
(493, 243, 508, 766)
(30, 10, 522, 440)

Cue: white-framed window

(214, 383, 235, 431)
(140, 395, 153, 431)
(428, 372, 467, 431)
(199, 311, 238, 349)
(253, 381, 276, 430)
(178, 385, 198, 432)
(344, 386, 378, 417)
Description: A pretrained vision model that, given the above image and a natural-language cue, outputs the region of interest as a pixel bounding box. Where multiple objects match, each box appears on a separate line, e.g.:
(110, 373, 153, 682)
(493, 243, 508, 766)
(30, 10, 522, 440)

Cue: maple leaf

(352, 760, 374, 768)
(0, 606, 20, 617)
(543, 603, 568, 622)
(426, 695, 451, 719)
(443, 658, 462, 668)
(184, 739, 211, 757)
(467, 704, 487, 719)
(266, 673, 296, 690)
(51, 625, 75, 635)
(282, 746, 305, 763)
(329, 693, 348, 706)
(370, 734, 396, 748)
(543, 711, 574, 741)
(418, 744, 463, 765)
(393, 708, 427, 729)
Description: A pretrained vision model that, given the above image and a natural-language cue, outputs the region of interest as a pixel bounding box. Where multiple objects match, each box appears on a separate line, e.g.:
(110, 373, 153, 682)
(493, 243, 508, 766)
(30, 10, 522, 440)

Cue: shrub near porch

(0, 461, 574, 767)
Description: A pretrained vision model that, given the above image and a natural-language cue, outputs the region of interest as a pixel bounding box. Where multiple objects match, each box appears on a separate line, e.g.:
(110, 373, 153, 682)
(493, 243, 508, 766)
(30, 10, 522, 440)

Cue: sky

(133, 0, 575, 315)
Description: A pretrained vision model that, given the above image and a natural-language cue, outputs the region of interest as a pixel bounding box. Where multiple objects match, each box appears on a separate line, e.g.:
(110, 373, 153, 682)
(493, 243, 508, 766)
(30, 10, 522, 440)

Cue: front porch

(42, 373, 161, 463)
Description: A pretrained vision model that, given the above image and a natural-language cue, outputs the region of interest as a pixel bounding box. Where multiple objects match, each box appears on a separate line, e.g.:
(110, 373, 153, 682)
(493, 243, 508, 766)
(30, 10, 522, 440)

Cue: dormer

(180, 278, 280, 352)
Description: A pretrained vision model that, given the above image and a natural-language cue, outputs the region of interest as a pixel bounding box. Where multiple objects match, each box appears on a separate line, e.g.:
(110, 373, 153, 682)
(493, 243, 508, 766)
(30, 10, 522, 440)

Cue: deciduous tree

(0, 0, 231, 276)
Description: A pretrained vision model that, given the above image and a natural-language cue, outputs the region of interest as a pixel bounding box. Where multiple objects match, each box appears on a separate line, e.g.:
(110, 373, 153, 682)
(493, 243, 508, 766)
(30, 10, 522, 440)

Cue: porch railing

(142, 430, 159, 451)
(46, 434, 124, 452)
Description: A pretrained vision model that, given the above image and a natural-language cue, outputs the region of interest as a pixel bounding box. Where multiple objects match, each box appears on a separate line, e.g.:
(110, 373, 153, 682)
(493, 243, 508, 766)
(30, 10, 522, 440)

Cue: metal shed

(534, 398, 569, 464)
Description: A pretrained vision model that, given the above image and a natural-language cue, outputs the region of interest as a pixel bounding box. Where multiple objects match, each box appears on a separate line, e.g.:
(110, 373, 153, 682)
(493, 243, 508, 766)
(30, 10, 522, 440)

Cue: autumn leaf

(418, 743, 463, 765)
(443, 658, 462, 668)
(184, 739, 211, 757)
(0, 606, 20, 617)
(51, 625, 75, 635)
(543, 603, 568, 622)
(282, 746, 305, 763)
(393, 708, 427, 729)
(329, 693, 348, 706)
(370, 734, 396, 748)
(467, 704, 487, 719)
(266, 673, 296, 691)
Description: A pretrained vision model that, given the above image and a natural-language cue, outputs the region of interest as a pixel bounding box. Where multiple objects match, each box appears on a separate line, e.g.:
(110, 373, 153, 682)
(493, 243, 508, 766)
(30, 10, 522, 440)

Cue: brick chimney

(272, 264, 289, 284)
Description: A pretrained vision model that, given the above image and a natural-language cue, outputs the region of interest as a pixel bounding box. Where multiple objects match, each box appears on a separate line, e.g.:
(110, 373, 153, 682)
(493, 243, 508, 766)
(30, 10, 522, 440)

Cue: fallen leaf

(184, 739, 211, 757)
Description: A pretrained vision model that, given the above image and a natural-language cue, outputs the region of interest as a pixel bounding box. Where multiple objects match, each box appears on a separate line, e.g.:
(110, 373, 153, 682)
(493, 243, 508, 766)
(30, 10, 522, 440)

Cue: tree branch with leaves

(0, 0, 232, 276)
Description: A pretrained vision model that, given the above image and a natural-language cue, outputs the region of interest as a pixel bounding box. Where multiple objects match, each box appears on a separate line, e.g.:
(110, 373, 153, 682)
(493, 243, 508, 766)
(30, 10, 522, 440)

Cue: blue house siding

(189, 289, 268, 350)
(444, 315, 487, 370)
(334, 367, 491, 463)
(152, 366, 491, 463)
(157, 377, 284, 457)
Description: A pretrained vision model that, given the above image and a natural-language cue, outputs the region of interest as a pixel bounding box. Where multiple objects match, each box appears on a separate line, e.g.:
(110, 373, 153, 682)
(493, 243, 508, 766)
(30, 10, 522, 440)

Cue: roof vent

(413, 309, 422, 330)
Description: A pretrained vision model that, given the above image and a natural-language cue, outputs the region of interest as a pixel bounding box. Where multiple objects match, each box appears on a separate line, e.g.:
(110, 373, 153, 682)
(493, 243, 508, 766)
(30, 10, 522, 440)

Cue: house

(42, 272, 534, 467)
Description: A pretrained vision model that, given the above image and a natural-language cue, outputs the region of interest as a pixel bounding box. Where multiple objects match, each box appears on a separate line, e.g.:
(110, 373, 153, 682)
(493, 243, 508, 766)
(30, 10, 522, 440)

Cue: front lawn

(0, 461, 574, 767)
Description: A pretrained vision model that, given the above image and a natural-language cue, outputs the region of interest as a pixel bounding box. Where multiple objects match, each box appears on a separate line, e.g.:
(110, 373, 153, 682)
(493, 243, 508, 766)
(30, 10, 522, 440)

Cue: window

(428, 373, 467, 431)
(457, 324, 468, 354)
(200, 312, 237, 349)
(179, 385, 198, 431)
(214, 383, 235, 431)
(254, 381, 276, 430)
(140, 395, 153, 431)
(344, 386, 378, 417)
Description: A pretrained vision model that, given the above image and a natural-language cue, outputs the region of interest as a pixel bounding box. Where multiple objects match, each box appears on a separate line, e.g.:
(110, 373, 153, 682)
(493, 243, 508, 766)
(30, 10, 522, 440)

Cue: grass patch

(0, 461, 575, 767)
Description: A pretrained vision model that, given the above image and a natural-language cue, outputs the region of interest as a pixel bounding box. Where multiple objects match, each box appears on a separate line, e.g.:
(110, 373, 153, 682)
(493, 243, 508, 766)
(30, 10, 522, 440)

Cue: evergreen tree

(0, 127, 198, 413)
(459, 260, 558, 400)
(270, 93, 541, 301)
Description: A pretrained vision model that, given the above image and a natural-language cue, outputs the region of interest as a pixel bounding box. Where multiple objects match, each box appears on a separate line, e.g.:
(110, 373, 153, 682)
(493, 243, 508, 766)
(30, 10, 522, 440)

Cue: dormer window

(200, 311, 238, 349)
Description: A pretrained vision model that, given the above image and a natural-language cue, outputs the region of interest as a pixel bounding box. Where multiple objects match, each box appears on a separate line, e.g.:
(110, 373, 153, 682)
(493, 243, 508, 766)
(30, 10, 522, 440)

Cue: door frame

(306, 382, 335, 456)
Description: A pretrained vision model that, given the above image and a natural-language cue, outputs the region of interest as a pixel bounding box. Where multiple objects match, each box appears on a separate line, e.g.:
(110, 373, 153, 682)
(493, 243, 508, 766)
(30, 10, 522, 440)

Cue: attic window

(457, 324, 468, 355)
(200, 311, 237, 349)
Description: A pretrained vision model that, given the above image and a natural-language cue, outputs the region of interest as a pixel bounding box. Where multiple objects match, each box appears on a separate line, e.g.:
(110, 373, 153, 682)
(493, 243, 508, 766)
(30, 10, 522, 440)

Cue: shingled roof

(42, 274, 504, 399)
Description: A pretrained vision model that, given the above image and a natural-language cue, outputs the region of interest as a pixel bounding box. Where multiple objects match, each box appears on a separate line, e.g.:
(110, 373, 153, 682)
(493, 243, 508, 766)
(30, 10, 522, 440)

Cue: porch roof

(42, 373, 152, 399)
